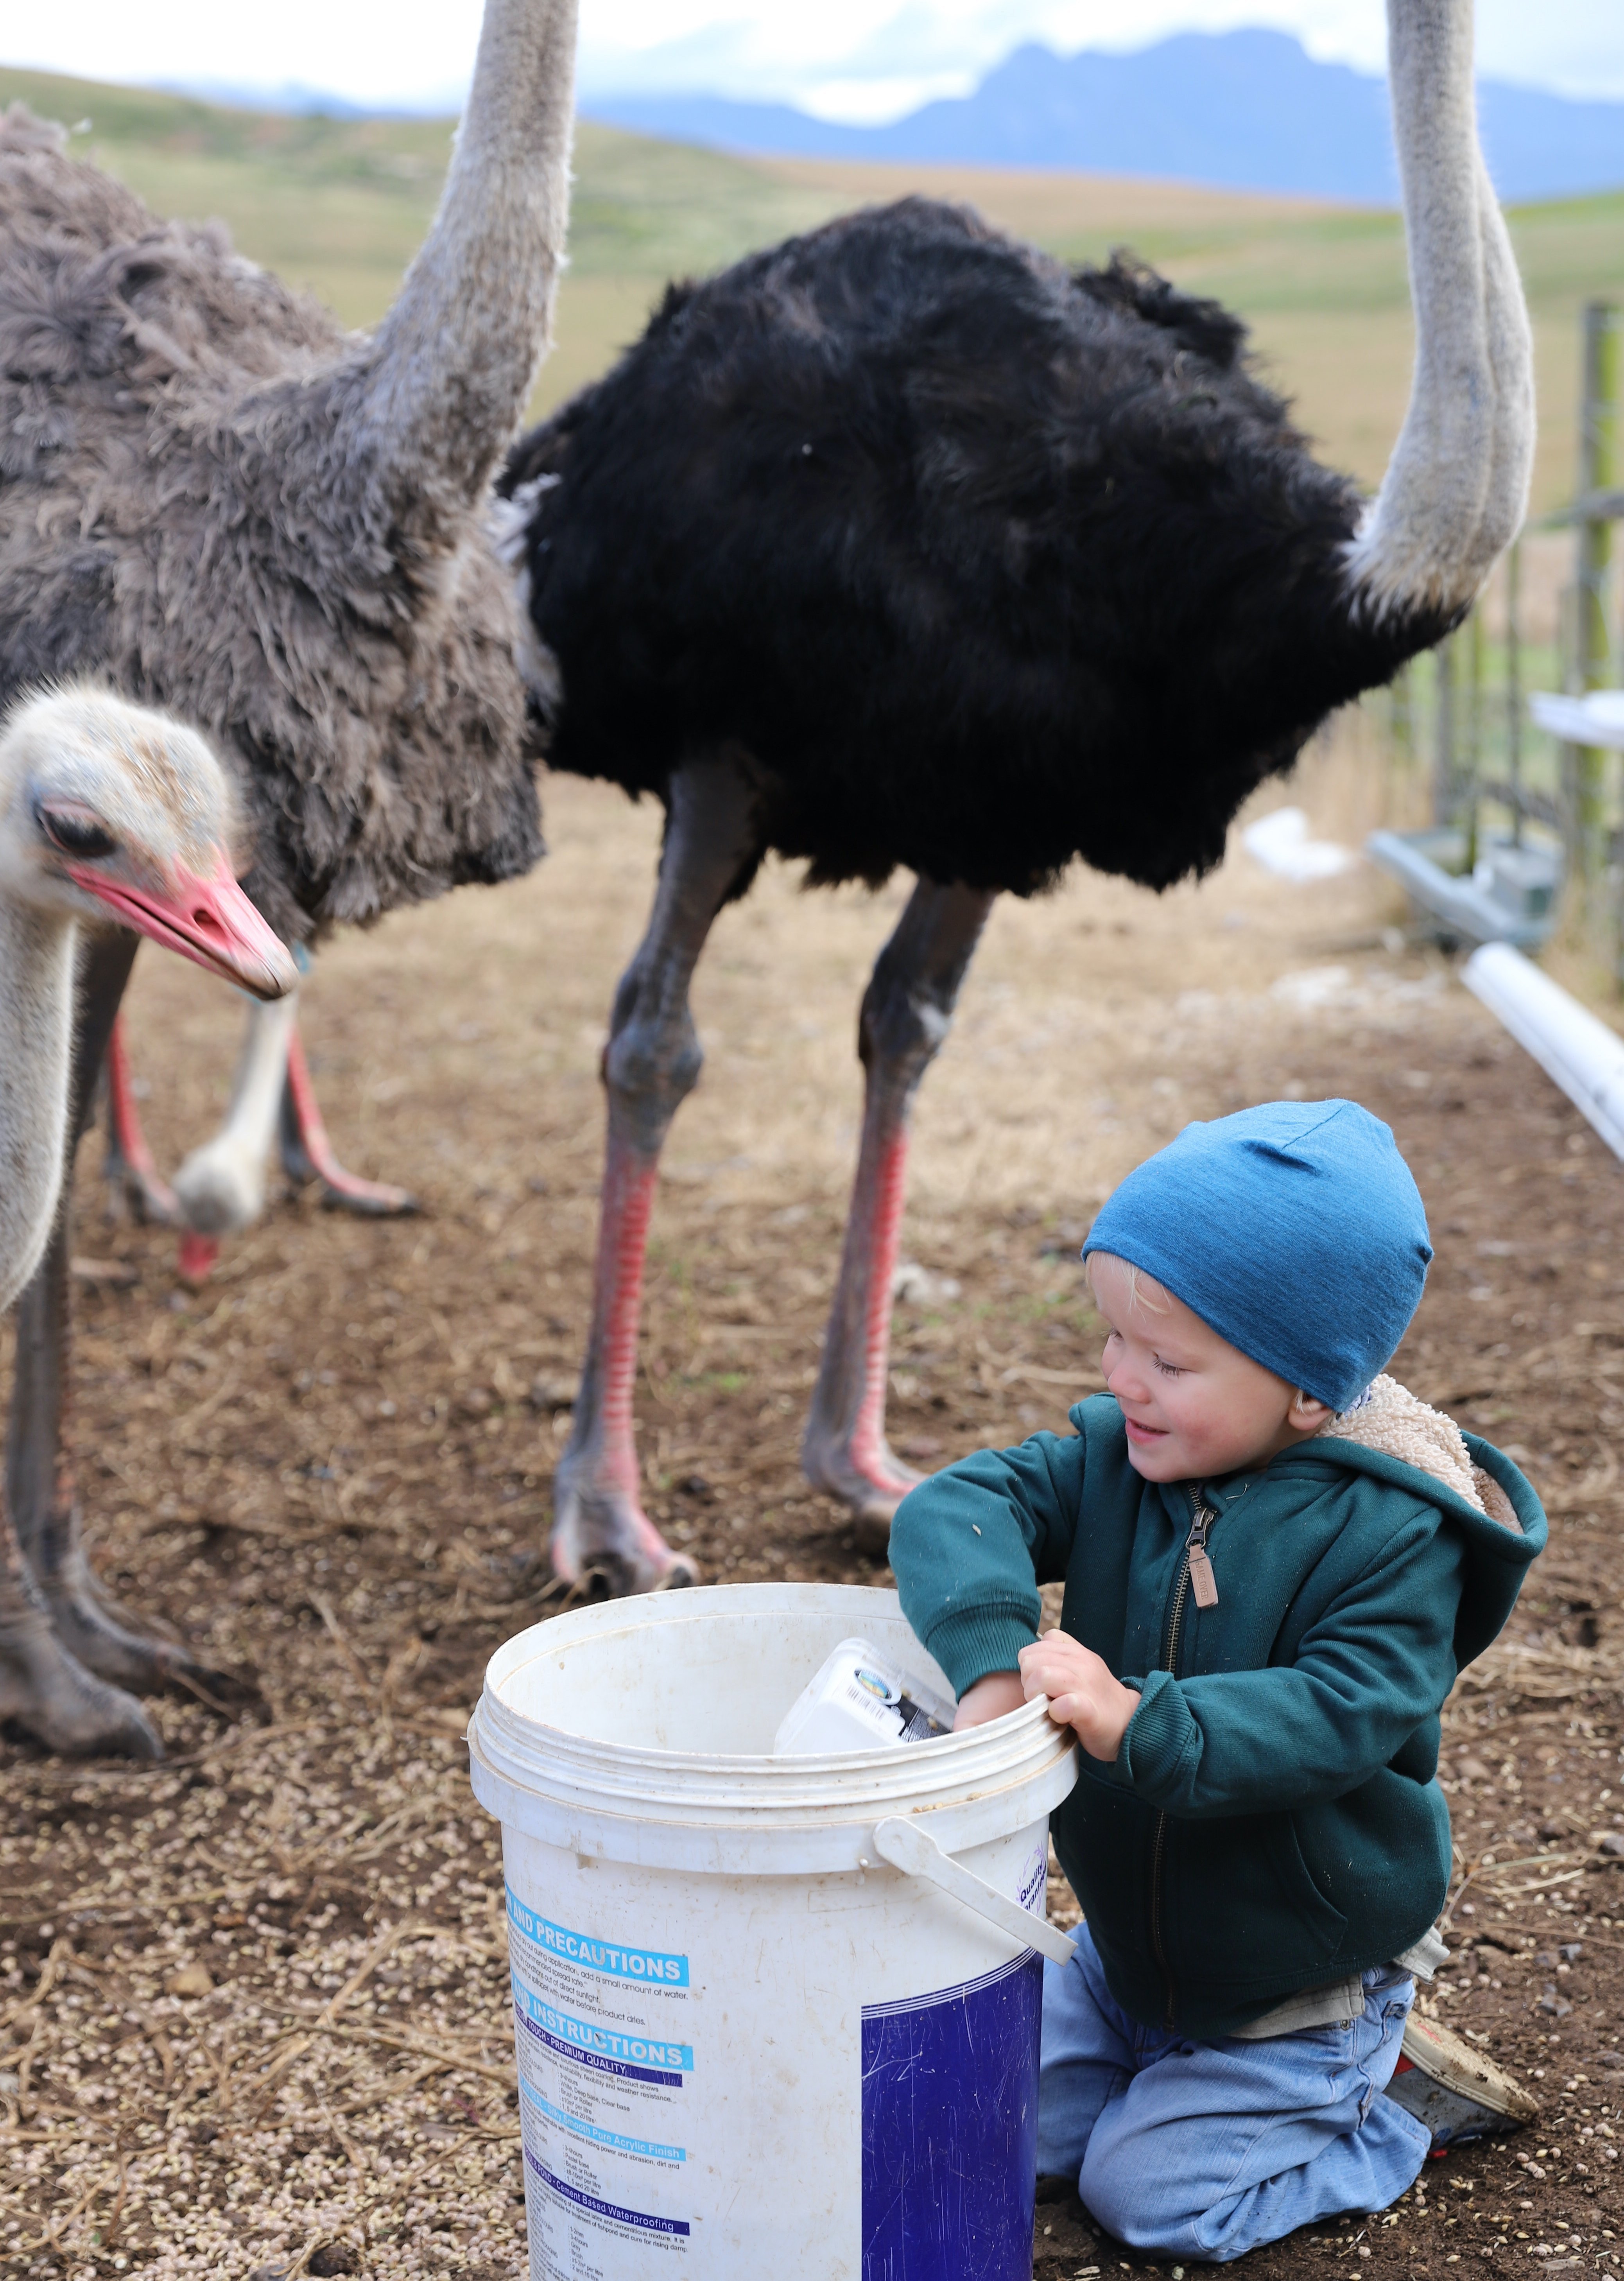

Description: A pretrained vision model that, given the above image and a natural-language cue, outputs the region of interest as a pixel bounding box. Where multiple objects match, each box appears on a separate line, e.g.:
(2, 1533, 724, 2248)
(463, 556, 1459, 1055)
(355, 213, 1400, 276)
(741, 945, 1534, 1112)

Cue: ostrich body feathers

(0, 106, 542, 945)
(504, 198, 1455, 897)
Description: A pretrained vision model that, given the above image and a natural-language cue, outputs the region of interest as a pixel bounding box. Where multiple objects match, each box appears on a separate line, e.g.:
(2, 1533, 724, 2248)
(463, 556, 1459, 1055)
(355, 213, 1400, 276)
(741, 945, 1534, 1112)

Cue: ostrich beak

(69, 856, 298, 1001)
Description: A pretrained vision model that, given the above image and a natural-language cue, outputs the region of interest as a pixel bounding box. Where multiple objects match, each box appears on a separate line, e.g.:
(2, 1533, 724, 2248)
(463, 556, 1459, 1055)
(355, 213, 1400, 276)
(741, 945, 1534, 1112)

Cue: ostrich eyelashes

(36, 802, 118, 860)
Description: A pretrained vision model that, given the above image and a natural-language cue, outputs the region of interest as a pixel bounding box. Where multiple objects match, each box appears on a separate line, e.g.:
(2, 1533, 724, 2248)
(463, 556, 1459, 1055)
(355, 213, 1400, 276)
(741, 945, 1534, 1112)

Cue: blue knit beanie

(1083, 1100, 1431, 1412)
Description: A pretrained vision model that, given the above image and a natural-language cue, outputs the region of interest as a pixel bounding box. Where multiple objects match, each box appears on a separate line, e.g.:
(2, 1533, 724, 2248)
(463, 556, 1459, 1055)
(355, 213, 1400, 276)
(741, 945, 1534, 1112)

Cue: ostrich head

(0, 686, 297, 999)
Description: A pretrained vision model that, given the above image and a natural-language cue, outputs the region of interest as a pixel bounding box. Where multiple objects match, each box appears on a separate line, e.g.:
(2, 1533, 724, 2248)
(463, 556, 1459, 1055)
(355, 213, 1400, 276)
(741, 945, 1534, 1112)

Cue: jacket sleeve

(1115, 1507, 1464, 1817)
(891, 1429, 1085, 1699)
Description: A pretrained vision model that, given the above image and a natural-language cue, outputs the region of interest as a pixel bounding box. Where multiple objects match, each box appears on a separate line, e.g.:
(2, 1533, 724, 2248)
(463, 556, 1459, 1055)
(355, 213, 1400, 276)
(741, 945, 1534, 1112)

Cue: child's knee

(1077, 2107, 1197, 2251)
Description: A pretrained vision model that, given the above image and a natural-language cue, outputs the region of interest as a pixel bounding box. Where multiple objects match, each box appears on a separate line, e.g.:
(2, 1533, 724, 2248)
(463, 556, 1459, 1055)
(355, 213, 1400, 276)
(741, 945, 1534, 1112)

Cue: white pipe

(1530, 690, 1624, 753)
(1463, 942, 1624, 1162)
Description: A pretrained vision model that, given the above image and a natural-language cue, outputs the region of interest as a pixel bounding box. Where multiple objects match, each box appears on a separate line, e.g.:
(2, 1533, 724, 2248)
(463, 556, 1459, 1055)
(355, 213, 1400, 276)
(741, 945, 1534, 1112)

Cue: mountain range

(585, 29, 1624, 205)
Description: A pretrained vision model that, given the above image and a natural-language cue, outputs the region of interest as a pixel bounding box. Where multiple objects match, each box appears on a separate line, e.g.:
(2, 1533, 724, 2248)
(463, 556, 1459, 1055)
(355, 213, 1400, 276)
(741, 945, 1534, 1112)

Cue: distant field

(2, 64, 1620, 505)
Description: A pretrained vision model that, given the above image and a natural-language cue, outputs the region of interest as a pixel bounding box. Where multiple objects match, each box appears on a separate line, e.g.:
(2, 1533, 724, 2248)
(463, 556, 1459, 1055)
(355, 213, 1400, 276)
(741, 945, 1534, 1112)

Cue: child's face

(1087, 1252, 1329, 1482)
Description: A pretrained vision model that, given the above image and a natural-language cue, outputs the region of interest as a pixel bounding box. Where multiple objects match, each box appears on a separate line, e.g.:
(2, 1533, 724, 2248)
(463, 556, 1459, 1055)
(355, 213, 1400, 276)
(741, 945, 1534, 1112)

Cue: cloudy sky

(11, 0, 1623, 119)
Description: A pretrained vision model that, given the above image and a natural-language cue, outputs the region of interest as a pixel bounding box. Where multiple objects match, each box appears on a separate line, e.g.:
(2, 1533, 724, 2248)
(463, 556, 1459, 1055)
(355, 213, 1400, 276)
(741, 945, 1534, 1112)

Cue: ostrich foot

(102, 1020, 182, 1226)
(801, 1433, 923, 1560)
(550, 1473, 699, 1600)
(37, 1541, 240, 1703)
(0, 1606, 161, 1759)
(280, 1032, 419, 1218)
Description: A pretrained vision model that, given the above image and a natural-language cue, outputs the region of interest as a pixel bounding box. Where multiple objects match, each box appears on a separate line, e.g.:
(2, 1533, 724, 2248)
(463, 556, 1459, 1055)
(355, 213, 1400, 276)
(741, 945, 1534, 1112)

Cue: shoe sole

(1385, 2011, 1540, 2145)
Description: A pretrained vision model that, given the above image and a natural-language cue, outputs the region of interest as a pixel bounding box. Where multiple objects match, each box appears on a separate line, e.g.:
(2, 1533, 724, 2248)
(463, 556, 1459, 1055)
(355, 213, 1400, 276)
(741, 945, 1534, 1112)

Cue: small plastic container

(773, 1636, 956, 1755)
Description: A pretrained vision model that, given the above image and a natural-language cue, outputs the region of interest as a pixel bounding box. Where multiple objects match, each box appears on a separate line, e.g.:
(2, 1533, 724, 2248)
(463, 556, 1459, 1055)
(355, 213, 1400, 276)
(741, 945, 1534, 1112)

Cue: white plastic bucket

(468, 1581, 1079, 2280)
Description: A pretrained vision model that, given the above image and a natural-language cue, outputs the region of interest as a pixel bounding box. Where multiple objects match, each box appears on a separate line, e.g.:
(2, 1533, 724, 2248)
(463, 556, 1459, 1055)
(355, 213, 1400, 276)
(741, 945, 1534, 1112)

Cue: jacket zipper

(1148, 1492, 1218, 2029)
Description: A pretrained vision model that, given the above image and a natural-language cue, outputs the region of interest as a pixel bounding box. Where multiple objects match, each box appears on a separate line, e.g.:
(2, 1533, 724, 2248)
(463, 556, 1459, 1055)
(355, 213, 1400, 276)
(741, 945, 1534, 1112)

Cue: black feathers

(503, 198, 1451, 898)
(1074, 253, 1249, 374)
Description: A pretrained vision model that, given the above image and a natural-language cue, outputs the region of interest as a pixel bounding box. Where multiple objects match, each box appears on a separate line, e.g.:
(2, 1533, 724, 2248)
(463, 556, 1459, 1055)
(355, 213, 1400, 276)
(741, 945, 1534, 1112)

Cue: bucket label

(861, 1950, 1043, 2281)
(513, 1979, 694, 2076)
(508, 1892, 695, 2276)
(509, 1890, 690, 1987)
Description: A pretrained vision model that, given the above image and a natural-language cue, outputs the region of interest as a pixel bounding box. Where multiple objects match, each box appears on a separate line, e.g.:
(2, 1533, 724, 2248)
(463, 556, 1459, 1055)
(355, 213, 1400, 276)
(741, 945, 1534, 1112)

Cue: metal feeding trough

(1364, 826, 1563, 950)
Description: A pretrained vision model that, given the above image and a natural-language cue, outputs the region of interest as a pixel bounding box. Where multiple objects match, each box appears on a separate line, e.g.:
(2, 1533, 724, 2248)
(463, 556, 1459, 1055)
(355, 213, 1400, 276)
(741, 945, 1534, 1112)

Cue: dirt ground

(4, 723, 1623, 2279)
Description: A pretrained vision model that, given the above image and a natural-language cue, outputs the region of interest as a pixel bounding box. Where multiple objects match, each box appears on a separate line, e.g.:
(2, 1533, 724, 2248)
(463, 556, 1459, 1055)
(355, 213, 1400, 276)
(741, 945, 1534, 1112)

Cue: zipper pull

(1187, 1503, 1219, 1609)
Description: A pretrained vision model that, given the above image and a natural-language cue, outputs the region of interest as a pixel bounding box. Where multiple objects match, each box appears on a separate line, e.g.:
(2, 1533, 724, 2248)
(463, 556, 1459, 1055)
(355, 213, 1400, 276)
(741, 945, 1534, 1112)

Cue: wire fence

(1377, 298, 1622, 977)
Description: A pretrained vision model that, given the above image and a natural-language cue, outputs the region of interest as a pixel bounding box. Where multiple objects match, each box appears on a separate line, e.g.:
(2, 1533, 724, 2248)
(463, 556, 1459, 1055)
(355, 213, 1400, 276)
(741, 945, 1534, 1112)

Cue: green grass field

(2, 62, 1620, 506)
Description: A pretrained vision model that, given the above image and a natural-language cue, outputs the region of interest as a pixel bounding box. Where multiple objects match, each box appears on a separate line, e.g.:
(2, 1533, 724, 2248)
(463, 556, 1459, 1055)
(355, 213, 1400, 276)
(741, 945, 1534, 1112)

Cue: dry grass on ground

(3, 727, 1624, 2277)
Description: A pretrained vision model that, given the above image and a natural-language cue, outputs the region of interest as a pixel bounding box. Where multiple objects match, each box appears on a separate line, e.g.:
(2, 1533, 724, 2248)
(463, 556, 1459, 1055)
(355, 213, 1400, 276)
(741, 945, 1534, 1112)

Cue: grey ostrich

(0, 685, 296, 1757)
(497, 0, 1534, 1594)
(0, 0, 577, 1754)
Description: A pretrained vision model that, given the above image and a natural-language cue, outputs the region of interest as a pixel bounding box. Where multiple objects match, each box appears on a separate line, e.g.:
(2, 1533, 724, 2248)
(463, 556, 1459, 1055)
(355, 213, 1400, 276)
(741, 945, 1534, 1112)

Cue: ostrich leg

(278, 1020, 420, 1219)
(801, 879, 994, 1550)
(0, 1503, 160, 1759)
(103, 1015, 182, 1227)
(9, 935, 218, 1698)
(552, 757, 762, 1595)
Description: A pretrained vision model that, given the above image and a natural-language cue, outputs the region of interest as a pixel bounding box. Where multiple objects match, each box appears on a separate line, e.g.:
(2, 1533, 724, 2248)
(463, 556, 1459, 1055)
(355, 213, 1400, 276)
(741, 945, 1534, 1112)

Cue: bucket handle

(871, 1815, 1077, 1967)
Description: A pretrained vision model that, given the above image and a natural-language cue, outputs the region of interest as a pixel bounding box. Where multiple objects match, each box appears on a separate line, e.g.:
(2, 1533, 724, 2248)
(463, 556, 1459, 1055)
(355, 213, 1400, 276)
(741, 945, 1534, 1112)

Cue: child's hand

(952, 1671, 1027, 1730)
(1018, 1631, 1141, 1762)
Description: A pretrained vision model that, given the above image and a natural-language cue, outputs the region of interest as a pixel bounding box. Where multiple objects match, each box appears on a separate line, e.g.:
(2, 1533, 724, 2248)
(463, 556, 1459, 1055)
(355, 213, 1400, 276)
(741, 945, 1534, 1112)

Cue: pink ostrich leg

(841, 1123, 914, 1497)
(281, 1027, 419, 1218)
(102, 1015, 181, 1227)
(551, 757, 763, 1594)
(579, 1135, 661, 1511)
(803, 879, 994, 1549)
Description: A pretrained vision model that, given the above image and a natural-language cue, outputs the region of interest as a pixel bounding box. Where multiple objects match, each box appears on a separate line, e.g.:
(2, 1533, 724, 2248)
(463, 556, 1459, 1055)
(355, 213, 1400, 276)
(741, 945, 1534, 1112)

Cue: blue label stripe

(518, 2008, 685, 2087)
(526, 2148, 691, 2237)
(507, 1888, 690, 1987)
(512, 1976, 693, 2075)
(521, 2076, 686, 2162)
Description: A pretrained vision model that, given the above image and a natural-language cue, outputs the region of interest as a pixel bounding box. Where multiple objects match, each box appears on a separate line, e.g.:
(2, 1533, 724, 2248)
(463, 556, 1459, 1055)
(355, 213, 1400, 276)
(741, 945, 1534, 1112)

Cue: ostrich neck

(344, 0, 579, 516)
(0, 898, 76, 1316)
(1345, 0, 1535, 619)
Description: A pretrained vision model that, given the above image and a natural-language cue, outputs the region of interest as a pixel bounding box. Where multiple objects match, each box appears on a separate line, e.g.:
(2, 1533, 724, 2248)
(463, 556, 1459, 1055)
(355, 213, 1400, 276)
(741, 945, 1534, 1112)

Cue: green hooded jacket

(891, 1390, 1545, 2038)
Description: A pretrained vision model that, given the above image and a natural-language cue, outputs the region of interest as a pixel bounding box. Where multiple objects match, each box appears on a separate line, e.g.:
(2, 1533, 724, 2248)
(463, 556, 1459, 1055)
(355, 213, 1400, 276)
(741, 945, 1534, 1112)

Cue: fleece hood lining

(1317, 1374, 1522, 1533)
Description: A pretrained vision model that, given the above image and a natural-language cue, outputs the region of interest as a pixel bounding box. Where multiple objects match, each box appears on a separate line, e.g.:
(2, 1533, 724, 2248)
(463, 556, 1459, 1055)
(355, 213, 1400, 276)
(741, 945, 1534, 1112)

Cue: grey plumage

(0, 0, 579, 1758)
(0, 103, 542, 948)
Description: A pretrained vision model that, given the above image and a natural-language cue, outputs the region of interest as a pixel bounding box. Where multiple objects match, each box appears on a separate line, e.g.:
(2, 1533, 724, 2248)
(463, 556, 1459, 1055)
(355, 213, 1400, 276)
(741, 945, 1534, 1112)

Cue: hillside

(591, 28, 1624, 206)
(0, 63, 1619, 508)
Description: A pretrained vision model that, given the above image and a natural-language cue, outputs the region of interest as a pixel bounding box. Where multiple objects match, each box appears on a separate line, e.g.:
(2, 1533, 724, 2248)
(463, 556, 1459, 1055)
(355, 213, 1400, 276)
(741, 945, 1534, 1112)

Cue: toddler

(891, 1099, 1545, 2263)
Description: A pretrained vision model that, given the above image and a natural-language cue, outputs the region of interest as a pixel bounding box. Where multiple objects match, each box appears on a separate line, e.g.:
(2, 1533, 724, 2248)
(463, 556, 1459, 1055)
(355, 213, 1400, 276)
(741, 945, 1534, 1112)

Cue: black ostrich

(498, 0, 1532, 1594)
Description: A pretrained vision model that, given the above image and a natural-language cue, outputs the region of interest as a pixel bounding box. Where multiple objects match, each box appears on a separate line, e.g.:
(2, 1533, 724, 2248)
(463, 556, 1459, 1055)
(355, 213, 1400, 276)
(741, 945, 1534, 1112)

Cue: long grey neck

(1343, 0, 1534, 620)
(343, 0, 579, 523)
(0, 900, 76, 1314)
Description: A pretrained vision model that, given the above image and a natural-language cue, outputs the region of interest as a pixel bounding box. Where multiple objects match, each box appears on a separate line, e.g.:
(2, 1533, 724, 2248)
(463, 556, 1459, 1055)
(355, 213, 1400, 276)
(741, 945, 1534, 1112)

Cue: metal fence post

(1433, 632, 1456, 827)
(1567, 300, 1620, 903)
(1464, 604, 1483, 867)
(1505, 539, 1523, 846)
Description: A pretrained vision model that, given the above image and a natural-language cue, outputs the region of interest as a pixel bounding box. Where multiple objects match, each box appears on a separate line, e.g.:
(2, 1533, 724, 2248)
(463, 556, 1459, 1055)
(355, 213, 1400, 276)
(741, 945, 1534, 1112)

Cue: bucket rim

(470, 1581, 1077, 1819)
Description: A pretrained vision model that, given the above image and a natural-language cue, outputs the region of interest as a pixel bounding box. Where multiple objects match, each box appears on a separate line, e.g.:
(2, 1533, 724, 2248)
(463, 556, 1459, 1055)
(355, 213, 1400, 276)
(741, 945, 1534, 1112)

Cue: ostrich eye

(38, 802, 118, 861)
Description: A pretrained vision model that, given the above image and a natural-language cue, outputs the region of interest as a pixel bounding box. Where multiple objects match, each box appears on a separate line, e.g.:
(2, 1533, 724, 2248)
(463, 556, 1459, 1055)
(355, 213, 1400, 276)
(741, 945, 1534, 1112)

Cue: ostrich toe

(0, 1606, 161, 1759)
(37, 1541, 236, 1702)
(801, 1431, 923, 1562)
(549, 1476, 699, 1600)
(280, 1032, 419, 1218)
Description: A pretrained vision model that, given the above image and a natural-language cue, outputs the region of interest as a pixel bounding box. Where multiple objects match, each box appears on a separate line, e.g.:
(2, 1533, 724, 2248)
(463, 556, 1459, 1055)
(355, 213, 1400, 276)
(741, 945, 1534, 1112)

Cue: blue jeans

(1037, 1927, 1431, 2263)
